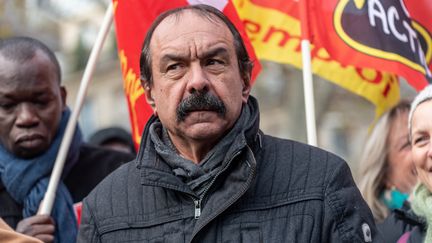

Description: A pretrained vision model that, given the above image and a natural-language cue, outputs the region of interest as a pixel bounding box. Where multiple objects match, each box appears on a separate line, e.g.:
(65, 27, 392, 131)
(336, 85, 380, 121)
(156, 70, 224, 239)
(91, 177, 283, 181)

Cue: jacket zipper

(190, 150, 243, 220)
(194, 199, 201, 219)
(190, 146, 257, 241)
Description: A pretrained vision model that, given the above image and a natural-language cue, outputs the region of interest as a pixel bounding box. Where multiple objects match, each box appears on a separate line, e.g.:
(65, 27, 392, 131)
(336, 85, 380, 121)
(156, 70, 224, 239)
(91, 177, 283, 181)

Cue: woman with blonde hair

(379, 85, 432, 242)
(358, 100, 417, 222)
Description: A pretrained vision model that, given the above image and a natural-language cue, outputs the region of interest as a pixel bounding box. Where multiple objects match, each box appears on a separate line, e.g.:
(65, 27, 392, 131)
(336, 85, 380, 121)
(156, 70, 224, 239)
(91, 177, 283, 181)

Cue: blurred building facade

(0, 0, 417, 176)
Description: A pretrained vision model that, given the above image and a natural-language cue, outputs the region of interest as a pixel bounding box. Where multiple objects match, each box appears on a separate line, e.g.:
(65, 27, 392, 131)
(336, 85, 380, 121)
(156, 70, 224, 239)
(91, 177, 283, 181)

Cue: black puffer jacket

(0, 144, 134, 228)
(78, 99, 378, 243)
(378, 206, 426, 243)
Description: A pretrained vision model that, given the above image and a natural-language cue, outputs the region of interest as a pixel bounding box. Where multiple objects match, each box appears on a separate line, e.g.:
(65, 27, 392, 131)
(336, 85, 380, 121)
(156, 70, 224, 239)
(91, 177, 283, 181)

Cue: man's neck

(168, 135, 219, 164)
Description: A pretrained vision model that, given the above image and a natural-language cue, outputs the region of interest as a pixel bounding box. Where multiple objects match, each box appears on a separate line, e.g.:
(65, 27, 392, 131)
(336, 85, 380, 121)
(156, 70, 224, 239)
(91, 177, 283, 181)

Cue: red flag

(309, 0, 432, 90)
(113, 0, 261, 148)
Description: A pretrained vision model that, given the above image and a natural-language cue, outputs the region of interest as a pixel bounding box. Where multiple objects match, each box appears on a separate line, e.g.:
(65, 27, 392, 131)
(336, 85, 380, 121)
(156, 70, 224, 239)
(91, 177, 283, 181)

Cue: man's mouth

(16, 134, 45, 147)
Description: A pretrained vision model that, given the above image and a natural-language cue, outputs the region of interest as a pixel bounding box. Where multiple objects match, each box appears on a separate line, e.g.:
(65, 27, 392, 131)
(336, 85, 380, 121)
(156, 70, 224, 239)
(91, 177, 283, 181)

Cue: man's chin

(180, 122, 228, 140)
(180, 111, 222, 123)
(14, 144, 49, 159)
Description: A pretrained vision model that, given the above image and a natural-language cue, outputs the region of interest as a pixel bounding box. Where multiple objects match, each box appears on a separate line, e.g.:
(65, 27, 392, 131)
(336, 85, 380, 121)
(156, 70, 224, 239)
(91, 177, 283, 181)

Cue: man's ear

(241, 76, 251, 103)
(60, 86, 67, 110)
(143, 81, 157, 116)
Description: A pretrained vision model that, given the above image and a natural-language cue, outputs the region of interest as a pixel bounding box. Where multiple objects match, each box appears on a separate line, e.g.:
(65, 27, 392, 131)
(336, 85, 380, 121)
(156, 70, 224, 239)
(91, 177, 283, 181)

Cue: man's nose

(186, 64, 210, 94)
(15, 103, 39, 127)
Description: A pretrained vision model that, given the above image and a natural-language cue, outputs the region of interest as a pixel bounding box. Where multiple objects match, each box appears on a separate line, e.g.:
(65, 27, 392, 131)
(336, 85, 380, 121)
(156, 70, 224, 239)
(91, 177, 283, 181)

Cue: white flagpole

(299, 0, 317, 146)
(38, 2, 114, 215)
(301, 40, 317, 146)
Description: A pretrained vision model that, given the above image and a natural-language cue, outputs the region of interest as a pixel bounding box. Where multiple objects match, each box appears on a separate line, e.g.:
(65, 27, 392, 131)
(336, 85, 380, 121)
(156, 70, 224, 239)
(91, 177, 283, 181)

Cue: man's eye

(36, 100, 48, 107)
(0, 103, 15, 110)
(206, 59, 224, 66)
(166, 63, 183, 71)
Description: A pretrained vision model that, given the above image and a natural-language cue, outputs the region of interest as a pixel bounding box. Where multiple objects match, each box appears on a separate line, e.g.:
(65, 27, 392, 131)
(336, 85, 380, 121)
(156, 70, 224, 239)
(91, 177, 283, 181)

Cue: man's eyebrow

(160, 53, 189, 65)
(159, 47, 230, 66)
(201, 47, 229, 59)
(34, 91, 51, 97)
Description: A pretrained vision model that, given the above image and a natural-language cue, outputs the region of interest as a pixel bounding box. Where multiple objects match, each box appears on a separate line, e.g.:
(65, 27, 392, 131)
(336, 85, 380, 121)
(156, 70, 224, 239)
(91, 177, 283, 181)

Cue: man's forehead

(0, 51, 58, 88)
(159, 9, 224, 27)
(151, 10, 231, 43)
(0, 54, 20, 80)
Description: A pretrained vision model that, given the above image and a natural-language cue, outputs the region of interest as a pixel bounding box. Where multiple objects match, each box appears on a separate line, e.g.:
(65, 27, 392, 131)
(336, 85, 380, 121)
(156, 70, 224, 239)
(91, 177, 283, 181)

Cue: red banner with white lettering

(112, 0, 261, 148)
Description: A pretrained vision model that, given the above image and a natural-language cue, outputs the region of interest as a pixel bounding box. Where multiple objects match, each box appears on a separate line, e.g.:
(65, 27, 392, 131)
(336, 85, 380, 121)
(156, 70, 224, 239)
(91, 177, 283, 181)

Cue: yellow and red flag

(112, 0, 261, 148)
(233, 0, 401, 117)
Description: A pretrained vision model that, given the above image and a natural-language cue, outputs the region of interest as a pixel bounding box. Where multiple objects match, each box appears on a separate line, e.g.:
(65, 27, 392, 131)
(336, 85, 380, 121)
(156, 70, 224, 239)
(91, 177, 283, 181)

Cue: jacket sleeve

(321, 155, 382, 242)
(77, 199, 101, 243)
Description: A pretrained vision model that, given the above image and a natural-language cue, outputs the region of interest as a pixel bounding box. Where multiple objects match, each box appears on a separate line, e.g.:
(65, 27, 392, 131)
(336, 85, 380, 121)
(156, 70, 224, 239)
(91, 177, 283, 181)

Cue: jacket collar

(394, 205, 427, 229)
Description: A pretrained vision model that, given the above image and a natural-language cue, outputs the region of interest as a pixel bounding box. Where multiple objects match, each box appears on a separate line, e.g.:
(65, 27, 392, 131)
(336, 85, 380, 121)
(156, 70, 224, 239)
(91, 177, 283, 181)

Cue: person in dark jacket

(0, 37, 134, 243)
(379, 85, 432, 243)
(78, 4, 379, 242)
(89, 127, 136, 154)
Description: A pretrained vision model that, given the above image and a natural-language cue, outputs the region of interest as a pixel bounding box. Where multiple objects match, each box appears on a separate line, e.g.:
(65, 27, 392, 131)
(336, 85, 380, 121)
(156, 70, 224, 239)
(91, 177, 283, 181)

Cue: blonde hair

(358, 101, 410, 222)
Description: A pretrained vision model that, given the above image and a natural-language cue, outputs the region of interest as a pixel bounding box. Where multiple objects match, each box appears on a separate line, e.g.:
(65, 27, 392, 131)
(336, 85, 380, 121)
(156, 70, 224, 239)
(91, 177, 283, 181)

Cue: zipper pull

(194, 199, 201, 219)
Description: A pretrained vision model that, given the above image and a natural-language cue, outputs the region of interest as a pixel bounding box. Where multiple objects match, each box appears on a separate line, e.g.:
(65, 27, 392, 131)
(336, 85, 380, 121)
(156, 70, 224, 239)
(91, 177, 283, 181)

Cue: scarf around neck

(411, 183, 432, 243)
(149, 97, 258, 198)
(381, 188, 409, 210)
(0, 108, 82, 243)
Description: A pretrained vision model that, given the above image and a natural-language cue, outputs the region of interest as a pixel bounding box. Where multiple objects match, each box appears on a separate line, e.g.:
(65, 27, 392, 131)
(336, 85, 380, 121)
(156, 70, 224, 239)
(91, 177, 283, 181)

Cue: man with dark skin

(78, 5, 380, 242)
(0, 37, 134, 243)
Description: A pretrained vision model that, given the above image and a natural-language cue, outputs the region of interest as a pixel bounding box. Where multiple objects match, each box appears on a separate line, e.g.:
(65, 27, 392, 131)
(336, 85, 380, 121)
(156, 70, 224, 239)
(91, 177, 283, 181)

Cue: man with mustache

(0, 37, 134, 243)
(78, 4, 379, 242)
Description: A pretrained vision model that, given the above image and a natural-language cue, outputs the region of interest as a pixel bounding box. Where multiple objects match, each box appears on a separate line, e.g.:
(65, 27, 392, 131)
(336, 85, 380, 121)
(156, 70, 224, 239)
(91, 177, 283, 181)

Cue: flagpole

(299, 0, 317, 146)
(38, 2, 114, 215)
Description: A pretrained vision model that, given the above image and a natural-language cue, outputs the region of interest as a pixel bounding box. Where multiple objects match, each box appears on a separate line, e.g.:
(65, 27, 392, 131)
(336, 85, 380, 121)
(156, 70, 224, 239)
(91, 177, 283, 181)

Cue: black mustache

(176, 93, 226, 121)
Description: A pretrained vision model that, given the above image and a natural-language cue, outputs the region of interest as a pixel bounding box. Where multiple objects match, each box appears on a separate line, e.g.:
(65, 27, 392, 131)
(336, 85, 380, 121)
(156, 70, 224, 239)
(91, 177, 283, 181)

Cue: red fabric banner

(112, 0, 261, 148)
(309, 0, 432, 90)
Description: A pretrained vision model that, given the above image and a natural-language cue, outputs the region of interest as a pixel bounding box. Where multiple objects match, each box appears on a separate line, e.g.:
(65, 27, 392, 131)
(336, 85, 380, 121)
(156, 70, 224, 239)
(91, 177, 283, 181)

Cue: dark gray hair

(139, 4, 253, 87)
(0, 36, 61, 83)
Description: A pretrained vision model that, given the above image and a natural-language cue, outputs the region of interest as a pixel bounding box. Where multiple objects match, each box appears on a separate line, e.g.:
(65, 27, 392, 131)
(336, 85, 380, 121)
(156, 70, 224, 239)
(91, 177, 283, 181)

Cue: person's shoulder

(378, 208, 425, 243)
(79, 143, 135, 164)
(261, 134, 346, 168)
(72, 143, 135, 177)
(65, 144, 135, 202)
(84, 161, 137, 204)
(255, 134, 350, 194)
